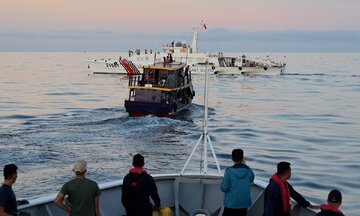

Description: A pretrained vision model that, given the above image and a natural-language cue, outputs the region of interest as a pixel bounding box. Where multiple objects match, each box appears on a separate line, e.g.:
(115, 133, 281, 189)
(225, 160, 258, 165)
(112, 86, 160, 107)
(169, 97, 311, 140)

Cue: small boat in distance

(124, 59, 195, 117)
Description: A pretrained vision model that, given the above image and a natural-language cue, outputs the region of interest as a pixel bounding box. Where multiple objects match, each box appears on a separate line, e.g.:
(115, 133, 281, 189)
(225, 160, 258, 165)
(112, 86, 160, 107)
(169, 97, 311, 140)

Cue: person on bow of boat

(54, 160, 101, 216)
(316, 189, 345, 216)
(121, 154, 161, 216)
(220, 149, 255, 216)
(263, 161, 319, 216)
(0, 164, 18, 216)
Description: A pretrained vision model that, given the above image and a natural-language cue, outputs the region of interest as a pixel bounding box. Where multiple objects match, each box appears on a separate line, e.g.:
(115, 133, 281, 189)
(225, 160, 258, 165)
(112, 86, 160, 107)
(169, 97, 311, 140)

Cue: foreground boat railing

(180, 61, 222, 177)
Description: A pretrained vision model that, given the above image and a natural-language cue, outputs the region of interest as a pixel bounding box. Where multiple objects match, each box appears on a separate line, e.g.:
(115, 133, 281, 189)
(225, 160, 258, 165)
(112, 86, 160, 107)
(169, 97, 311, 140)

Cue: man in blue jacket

(220, 149, 255, 216)
(263, 161, 319, 216)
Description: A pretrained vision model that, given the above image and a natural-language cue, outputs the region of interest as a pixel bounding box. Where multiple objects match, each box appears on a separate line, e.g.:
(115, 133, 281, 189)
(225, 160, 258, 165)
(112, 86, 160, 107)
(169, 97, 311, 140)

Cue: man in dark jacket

(263, 161, 319, 216)
(0, 164, 18, 216)
(121, 154, 161, 216)
(316, 189, 345, 216)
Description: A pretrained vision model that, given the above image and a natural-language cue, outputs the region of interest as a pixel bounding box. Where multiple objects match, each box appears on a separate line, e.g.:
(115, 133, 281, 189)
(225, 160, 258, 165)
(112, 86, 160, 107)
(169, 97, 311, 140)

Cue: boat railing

(128, 75, 142, 87)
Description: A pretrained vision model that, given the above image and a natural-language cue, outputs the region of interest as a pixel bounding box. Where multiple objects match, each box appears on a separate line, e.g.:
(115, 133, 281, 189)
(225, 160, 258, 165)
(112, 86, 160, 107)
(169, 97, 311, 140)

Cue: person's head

(327, 189, 342, 208)
(132, 154, 145, 167)
(277, 161, 291, 180)
(3, 164, 18, 184)
(231, 149, 244, 163)
(73, 160, 87, 176)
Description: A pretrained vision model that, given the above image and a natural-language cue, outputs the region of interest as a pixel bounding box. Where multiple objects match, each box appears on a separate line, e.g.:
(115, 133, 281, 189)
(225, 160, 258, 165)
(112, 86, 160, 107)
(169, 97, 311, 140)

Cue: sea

(0, 52, 359, 215)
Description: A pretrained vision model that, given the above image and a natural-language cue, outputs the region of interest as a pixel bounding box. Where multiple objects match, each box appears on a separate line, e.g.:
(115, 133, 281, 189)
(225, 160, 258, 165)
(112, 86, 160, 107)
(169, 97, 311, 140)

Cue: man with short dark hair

(221, 149, 255, 216)
(316, 189, 345, 216)
(0, 164, 18, 216)
(54, 160, 101, 216)
(121, 154, 161, 216)
(263, 161, 319, 216)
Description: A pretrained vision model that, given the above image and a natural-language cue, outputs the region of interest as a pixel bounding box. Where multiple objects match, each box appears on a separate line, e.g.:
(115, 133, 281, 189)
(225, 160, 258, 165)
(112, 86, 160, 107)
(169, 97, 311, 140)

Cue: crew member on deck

(316, 189, 345, 216)
(121, 154, 161, 216)
(221, 149, 254, 216)
(0, 164, 18, 216)
(263, 161, 319, 216)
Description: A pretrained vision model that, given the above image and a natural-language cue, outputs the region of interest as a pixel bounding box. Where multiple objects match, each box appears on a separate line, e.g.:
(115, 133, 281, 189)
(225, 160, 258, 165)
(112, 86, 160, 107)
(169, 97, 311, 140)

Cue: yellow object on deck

(152, 207, 173, 216)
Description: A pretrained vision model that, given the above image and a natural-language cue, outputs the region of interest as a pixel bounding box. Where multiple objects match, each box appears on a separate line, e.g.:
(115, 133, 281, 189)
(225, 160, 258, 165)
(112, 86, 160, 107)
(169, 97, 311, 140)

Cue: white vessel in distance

(86, 22, 286, 75)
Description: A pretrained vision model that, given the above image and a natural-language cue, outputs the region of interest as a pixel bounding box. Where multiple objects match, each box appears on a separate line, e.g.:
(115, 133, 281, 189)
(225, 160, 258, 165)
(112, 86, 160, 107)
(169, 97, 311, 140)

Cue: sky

(0, 0, 359, 52)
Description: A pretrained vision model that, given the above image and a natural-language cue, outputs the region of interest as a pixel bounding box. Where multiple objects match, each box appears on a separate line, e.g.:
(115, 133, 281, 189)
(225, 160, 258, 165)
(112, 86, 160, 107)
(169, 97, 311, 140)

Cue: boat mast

(181, 60, 221, 176)
(190, 21, 204, 54)
(190, 26, 199, 54)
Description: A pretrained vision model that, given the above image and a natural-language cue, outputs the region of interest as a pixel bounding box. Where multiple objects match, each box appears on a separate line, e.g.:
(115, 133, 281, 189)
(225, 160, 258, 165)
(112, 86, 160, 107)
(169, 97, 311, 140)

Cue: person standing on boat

(121, 154, 161, 216)
(316, 189, 345, 216)
(263, 161, 319, 216)
(0, 164, 18, 216)
(220, 149, 255, 216)
(54, 160, 101, 216)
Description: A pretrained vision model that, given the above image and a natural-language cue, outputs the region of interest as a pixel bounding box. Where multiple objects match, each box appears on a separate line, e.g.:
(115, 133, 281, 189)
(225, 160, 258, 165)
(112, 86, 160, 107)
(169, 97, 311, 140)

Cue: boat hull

(124, 100, 192, 117)
(214, 66, 286, 75)
(18, 173, 316, 216)
(124, 100, 173, 117)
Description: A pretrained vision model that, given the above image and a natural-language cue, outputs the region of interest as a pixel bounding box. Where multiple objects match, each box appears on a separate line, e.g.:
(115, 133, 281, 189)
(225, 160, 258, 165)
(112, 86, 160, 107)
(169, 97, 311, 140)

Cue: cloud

(0, 29, 359, 52)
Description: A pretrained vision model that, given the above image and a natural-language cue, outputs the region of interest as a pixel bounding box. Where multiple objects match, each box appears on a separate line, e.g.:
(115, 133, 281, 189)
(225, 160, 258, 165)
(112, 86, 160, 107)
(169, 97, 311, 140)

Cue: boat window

(218, 58, 225, 67)
(134, 89, 161, 103)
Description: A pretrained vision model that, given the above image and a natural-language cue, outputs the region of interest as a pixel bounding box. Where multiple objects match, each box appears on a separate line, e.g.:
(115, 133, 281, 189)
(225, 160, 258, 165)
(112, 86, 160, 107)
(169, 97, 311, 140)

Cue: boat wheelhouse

(124, 61, 195, 117)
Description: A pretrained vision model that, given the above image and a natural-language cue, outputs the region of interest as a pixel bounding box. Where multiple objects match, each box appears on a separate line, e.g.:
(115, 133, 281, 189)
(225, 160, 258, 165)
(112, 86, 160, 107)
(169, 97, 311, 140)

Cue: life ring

(264, 66, 268, 71)
(211, 66, 215, 70)
(238, 66, 242, 71)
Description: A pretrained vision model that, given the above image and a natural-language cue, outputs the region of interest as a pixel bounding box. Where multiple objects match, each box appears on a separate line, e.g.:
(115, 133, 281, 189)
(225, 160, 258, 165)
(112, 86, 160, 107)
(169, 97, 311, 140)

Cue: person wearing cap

(54, 160, 101, 216)
(0, 164, 18, 216)
(316, 189, 345, 216)
(263, 161, 319, 216)
(121, 154, 161, 216)
(220, 149, 255, 216)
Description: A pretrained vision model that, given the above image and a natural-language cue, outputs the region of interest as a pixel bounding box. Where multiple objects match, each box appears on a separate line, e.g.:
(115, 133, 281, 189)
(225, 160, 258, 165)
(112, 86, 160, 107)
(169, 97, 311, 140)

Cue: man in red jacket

(316, 189, 345, 216)
(121, 154, 161, 216)
(263, 161, 319, 216)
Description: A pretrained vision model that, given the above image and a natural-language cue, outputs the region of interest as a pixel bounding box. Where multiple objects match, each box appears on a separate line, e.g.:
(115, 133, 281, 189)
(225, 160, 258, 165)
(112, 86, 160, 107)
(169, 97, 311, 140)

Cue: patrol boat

(213, 55, 286, 76)
(18, 63, 316, 216)
(124, 60, 195, 117)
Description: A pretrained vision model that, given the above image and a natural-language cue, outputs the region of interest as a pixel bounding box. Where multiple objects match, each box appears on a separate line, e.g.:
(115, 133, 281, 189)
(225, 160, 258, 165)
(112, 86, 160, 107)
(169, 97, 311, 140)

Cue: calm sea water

(0, 52, 359, 215)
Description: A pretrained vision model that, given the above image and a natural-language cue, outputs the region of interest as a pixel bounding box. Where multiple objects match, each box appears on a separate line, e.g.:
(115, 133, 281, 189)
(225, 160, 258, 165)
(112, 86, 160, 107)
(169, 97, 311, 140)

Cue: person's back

(316, 210, 344, 216)
(316, 189, 345, 216)
(220, 149, 254, 216)
(55, 160, 101, 216)
(121, 154, 160, 216)
(263, 178, 290, 216)
(61, 178, 100, 216)
(221, 164, 254, 207)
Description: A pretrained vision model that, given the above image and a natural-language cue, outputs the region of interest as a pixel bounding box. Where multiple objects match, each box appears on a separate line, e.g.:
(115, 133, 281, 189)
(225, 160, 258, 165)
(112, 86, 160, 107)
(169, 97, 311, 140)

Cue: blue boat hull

(124, 101, 174, 117)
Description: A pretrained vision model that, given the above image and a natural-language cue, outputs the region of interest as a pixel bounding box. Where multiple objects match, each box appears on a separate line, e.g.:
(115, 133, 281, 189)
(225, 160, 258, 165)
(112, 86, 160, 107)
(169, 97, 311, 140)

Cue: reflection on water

(0, 52, 360, 215)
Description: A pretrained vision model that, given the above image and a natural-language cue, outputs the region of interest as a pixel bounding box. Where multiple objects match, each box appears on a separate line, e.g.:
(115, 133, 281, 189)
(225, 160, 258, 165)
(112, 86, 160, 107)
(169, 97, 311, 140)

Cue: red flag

(203, 23, 207, 30)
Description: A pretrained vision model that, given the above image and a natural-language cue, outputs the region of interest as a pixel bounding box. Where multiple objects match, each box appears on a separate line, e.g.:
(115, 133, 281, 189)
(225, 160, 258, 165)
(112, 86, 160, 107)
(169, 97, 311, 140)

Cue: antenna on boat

(180, 60, 222, 176)
(190, 21, 207, 54)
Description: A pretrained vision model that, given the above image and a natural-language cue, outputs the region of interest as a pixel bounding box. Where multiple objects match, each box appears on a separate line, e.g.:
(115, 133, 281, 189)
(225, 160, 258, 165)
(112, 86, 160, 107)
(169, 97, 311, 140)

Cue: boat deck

(19, 173, 316, 216)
